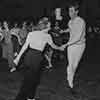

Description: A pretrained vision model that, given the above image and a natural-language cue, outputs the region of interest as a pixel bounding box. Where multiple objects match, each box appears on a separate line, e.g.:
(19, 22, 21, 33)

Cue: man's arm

(60, 28, 70, 33)
(14, 33, 30, 64)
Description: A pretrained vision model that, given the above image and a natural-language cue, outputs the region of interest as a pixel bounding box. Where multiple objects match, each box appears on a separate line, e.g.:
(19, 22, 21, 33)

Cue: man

(61, 2, 86, 88)
(13, 18, 63, 100)
(45, 8, 68, 69)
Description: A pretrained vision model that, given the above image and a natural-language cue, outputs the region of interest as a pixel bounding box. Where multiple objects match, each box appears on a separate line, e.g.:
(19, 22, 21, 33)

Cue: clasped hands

(13, 44, 68, 65)
(59, 44, 68, 51)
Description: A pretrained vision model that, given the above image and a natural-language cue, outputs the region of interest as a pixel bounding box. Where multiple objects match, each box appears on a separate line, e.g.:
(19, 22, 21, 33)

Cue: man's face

(55, 8, 61, 16)
(69, 7, 78, 19)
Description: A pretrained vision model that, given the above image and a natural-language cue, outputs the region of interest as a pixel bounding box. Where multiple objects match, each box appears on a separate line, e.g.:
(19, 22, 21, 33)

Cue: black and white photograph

(0, 0, 100, 100)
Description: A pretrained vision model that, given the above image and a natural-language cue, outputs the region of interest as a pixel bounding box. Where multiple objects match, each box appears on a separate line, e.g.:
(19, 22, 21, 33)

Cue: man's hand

(13, 58, 19, 66)
(59, 46, 65, 51)
(61, 44, 68, 49)
(60, 30, 64, 34)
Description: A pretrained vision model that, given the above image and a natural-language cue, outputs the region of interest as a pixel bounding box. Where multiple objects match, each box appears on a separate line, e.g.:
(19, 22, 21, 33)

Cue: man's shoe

(69, 88, 80, 99)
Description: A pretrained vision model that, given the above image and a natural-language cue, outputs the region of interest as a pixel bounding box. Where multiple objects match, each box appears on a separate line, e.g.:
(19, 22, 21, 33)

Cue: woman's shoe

(10, 67, 16, 72)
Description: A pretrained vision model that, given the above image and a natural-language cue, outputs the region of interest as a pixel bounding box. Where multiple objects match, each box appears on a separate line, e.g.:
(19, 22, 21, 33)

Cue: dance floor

(0, 37, 100, 100)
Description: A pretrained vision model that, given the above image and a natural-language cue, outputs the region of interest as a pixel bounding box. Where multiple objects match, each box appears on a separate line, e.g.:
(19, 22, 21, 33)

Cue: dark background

(0, 0, 68, 20)
(0, 0, 100, 24)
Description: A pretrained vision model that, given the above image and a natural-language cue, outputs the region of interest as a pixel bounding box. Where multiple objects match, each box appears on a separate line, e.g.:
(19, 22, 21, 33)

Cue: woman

(62, 2, 86, 88)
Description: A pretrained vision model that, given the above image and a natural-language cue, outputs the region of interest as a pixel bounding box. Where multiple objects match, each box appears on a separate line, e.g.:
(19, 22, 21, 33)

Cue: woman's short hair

(68, 1, 80, 11)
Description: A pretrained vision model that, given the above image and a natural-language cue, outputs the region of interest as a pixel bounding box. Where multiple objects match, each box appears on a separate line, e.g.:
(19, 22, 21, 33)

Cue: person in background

(0, 22, 3, 42)
(2, 21, 15, 70)
(10, 22, 21, 57)
(45, 8, 69, 69)
(18, 21, 28, 46)
(0, 22, 3, 58)
(28, 21, 35, 32)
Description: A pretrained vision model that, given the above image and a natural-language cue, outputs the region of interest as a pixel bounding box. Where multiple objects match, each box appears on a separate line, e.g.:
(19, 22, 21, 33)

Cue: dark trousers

(15, 48, 43, 100)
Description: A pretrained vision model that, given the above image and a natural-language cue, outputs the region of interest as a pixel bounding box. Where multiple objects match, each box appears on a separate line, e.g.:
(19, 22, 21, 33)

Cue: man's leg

(45, 49, 53, 69)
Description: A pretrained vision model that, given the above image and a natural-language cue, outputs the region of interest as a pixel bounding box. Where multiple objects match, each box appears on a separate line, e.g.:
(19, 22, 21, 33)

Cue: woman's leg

(67, 44, 85, 88)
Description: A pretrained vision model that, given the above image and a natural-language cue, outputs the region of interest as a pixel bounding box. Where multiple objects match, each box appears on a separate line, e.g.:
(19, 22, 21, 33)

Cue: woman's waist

(29, 45, 44, 53)
(71, 41, 86, 47)
(76, 39, 86, 44)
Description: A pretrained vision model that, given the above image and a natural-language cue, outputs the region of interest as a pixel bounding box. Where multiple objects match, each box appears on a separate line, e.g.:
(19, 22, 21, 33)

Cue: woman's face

(69, 7, 78, 19)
